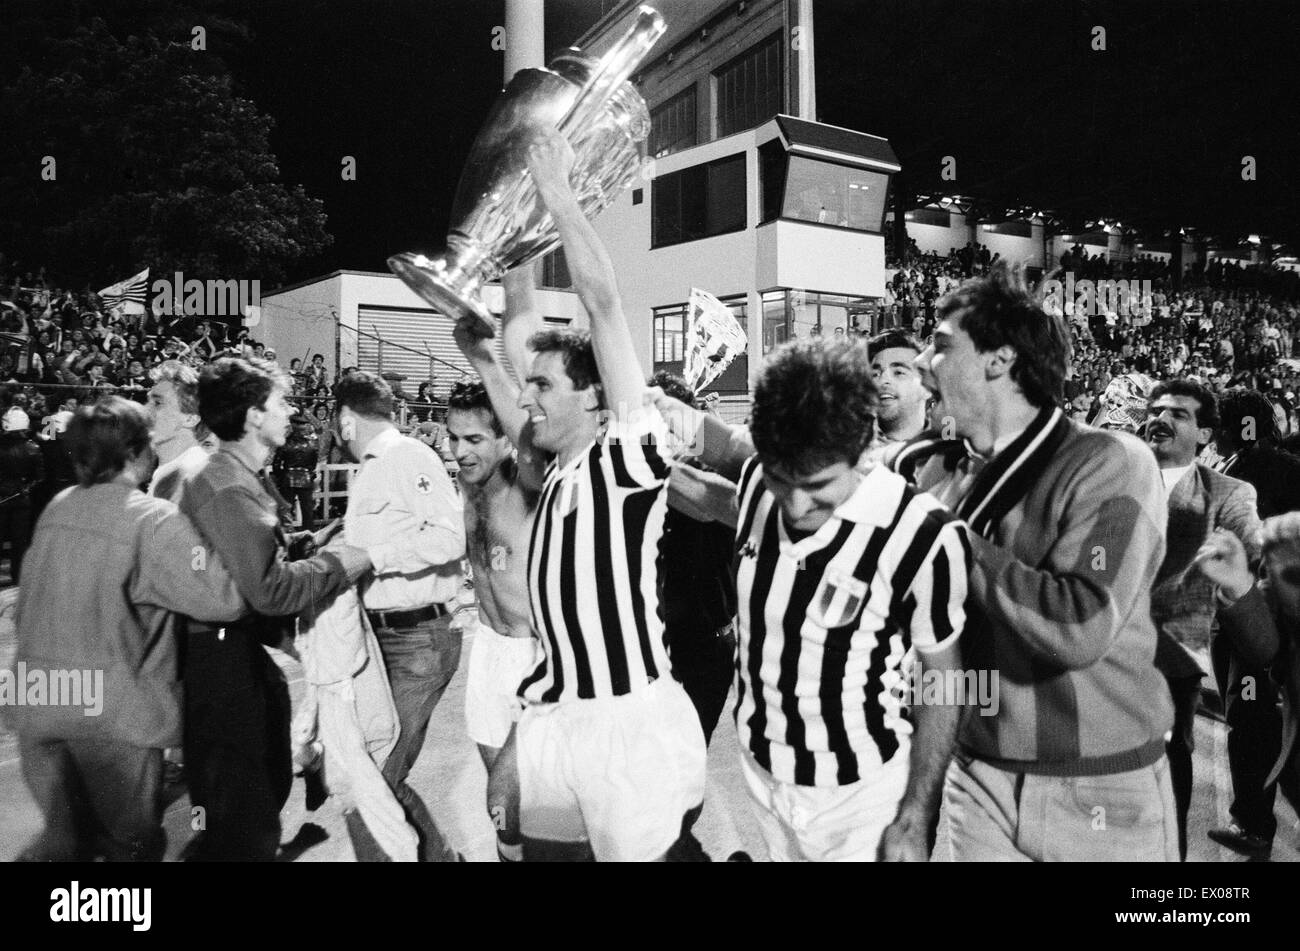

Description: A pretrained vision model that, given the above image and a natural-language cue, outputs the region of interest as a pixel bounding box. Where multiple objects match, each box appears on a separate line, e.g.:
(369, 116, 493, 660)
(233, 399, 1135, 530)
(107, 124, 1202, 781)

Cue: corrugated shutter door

(355, 306, 571, 403)
(356, 306, 470, 402)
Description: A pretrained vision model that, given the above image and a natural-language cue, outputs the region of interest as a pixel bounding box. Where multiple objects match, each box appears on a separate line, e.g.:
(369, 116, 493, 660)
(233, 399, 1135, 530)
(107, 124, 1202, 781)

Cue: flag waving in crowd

(97, 268, 149, 317)
(682, 286, 748, 395)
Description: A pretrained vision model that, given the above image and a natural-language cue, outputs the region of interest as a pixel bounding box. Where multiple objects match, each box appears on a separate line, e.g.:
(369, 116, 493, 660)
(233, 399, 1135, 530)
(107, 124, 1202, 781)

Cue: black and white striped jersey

(734, 457, 969, 787)
(519, 416, 674, 704)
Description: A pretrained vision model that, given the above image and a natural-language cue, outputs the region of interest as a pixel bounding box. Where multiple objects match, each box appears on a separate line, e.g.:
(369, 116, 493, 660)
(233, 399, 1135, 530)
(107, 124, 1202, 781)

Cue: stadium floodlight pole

(796, 0, 816, 119)
(504, 0, 544, 80)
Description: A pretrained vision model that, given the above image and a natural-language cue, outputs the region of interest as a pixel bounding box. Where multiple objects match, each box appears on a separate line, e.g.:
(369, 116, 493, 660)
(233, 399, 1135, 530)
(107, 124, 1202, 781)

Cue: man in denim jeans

(336, 371, 466, 861)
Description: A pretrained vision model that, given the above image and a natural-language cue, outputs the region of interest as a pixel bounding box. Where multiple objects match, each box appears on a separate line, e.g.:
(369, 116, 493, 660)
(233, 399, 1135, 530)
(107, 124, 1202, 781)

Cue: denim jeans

(351, 615, 462, 862)
(944, 752, 1179, 862)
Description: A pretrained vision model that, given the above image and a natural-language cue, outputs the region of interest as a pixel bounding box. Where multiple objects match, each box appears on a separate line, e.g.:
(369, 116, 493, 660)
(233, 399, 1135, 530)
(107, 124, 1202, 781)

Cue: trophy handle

(556, 6, 666, 142)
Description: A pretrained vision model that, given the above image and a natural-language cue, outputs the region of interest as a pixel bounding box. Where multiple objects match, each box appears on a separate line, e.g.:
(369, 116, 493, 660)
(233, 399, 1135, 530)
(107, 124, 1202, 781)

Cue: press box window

(651, 152, 746, 248)
(761, 153, 889, 233)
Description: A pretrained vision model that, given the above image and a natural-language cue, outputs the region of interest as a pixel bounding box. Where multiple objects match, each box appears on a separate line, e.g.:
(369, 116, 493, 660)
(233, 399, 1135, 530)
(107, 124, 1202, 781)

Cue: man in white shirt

(335, 370, 467, 861)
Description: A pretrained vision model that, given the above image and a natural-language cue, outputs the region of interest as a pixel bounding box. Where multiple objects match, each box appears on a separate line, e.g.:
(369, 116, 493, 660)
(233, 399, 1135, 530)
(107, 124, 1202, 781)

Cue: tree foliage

(0, 6, 330, 287)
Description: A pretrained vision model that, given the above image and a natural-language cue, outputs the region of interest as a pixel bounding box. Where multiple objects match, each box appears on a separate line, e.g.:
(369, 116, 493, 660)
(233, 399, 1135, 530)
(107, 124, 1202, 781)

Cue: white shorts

(464, 623, 539, 749)
(740, 745, 909, 862)
(517, 677, 707, 862)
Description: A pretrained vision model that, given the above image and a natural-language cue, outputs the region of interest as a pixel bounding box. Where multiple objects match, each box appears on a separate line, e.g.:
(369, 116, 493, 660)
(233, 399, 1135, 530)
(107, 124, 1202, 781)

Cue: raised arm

(501, 265, 543, 388)
(527, 134, 644, 420)
(453, 321, 530, 445)
(648, 387, 755, 482)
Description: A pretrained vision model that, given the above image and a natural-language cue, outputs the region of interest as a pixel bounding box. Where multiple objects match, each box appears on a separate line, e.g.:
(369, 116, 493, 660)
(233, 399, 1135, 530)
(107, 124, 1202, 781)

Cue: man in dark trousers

(651, 372, 737, 746)
(1207, 388, 1300, 857)
(1144, 379, 1261, 859)
(274, 414, 320, 530)
(178, 357, 371, 861)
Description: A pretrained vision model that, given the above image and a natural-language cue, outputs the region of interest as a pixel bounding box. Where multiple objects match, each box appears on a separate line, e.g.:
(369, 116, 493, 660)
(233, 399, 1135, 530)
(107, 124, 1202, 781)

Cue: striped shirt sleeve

(601, 410, 674, 490)
(906, 519, 969, 655)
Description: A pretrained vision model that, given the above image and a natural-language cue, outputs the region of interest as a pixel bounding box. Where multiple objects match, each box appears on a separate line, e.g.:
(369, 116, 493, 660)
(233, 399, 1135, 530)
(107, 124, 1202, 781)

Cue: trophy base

(387, 252, 496, 339)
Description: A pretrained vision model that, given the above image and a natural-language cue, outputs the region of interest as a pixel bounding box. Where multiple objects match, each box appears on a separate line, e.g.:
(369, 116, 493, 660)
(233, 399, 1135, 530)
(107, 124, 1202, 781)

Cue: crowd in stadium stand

(0, 257, 459, 544)
(882, 241, 1300, 434)
(6, 244, 1300, 520)
(0, 258, 454, 424)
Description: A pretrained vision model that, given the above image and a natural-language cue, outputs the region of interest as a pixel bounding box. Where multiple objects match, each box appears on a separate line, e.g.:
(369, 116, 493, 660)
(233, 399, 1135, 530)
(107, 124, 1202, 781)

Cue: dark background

(3, 0, 1297, 283)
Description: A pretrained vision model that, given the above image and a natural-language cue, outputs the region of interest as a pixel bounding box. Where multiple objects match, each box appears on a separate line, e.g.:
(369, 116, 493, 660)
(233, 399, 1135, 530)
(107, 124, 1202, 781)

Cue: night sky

(7, 0, 1300, 281)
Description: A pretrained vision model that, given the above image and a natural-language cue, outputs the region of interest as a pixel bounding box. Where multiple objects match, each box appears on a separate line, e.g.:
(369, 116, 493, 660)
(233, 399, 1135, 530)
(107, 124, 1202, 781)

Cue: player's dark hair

(649, 370, 698, 409)
(750, 337, 877, 476)
(66, 396, 152, 486)
(447, 379, 503, 436)
(198, 357, 289, 441)
(1149, 378, 1220, 430)
(528, 329, 602, 397)
(937, 262, 1071, 408)
(867, 331, 922, 361)
(334, 370, 395, 421)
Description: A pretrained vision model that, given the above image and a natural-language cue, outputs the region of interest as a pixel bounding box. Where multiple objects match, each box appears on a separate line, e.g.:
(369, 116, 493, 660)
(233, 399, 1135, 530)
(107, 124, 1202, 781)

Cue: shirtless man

(451, 266, 546, 862)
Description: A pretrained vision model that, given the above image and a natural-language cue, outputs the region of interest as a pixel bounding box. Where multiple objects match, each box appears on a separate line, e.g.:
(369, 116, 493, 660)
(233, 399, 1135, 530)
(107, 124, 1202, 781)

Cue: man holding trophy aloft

(477, 134, 707, 862)
(388, 6, 703, 861)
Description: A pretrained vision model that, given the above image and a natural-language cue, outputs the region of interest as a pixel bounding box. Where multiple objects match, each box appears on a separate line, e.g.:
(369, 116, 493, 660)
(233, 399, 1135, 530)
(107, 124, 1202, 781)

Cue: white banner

(682, 287, 747, 395)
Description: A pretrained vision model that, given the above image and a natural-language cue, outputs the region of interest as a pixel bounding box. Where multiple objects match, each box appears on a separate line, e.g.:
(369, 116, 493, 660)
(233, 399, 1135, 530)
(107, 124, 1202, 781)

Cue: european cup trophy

(388, 6, 667, 337)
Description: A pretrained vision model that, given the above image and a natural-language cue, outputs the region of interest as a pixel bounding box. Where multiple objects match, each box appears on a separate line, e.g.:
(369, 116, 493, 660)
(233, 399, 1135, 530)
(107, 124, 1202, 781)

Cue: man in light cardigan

(907, 265, 1177, 861)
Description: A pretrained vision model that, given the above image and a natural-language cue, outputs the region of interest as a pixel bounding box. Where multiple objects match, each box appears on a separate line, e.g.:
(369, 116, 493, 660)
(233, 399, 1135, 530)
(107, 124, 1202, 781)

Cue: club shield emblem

(806, 566, 869, 630)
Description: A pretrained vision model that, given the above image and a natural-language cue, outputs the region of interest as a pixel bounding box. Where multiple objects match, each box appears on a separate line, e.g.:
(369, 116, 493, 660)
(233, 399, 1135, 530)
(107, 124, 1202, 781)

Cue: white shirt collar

(361, 425, 403, 461)
(1160, 463, 1193, 497)
(822, 464, 904, 529)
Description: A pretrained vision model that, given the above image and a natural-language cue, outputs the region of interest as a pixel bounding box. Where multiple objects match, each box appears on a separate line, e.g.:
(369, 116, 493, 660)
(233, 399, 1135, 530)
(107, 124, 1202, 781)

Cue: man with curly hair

(653, 336, 971, 861)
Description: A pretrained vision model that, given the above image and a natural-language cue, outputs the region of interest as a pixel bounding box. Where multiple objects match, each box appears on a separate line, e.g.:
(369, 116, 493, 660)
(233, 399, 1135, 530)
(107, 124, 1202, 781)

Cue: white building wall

(593, 122, 887, 388)
(257, 274, 342, 374)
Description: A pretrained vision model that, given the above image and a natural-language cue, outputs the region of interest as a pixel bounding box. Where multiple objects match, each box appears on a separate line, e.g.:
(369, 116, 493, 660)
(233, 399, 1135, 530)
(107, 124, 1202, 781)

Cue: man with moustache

(178, 357, 372, 861)
(1144, 379, 1260, 859)
(862, 331, 930, 466)
(334, 370, 466, 862)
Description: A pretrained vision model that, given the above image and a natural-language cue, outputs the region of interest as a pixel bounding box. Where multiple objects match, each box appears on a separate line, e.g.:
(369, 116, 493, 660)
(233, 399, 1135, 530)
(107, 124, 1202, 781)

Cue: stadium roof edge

(263, 269, 398, 298)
